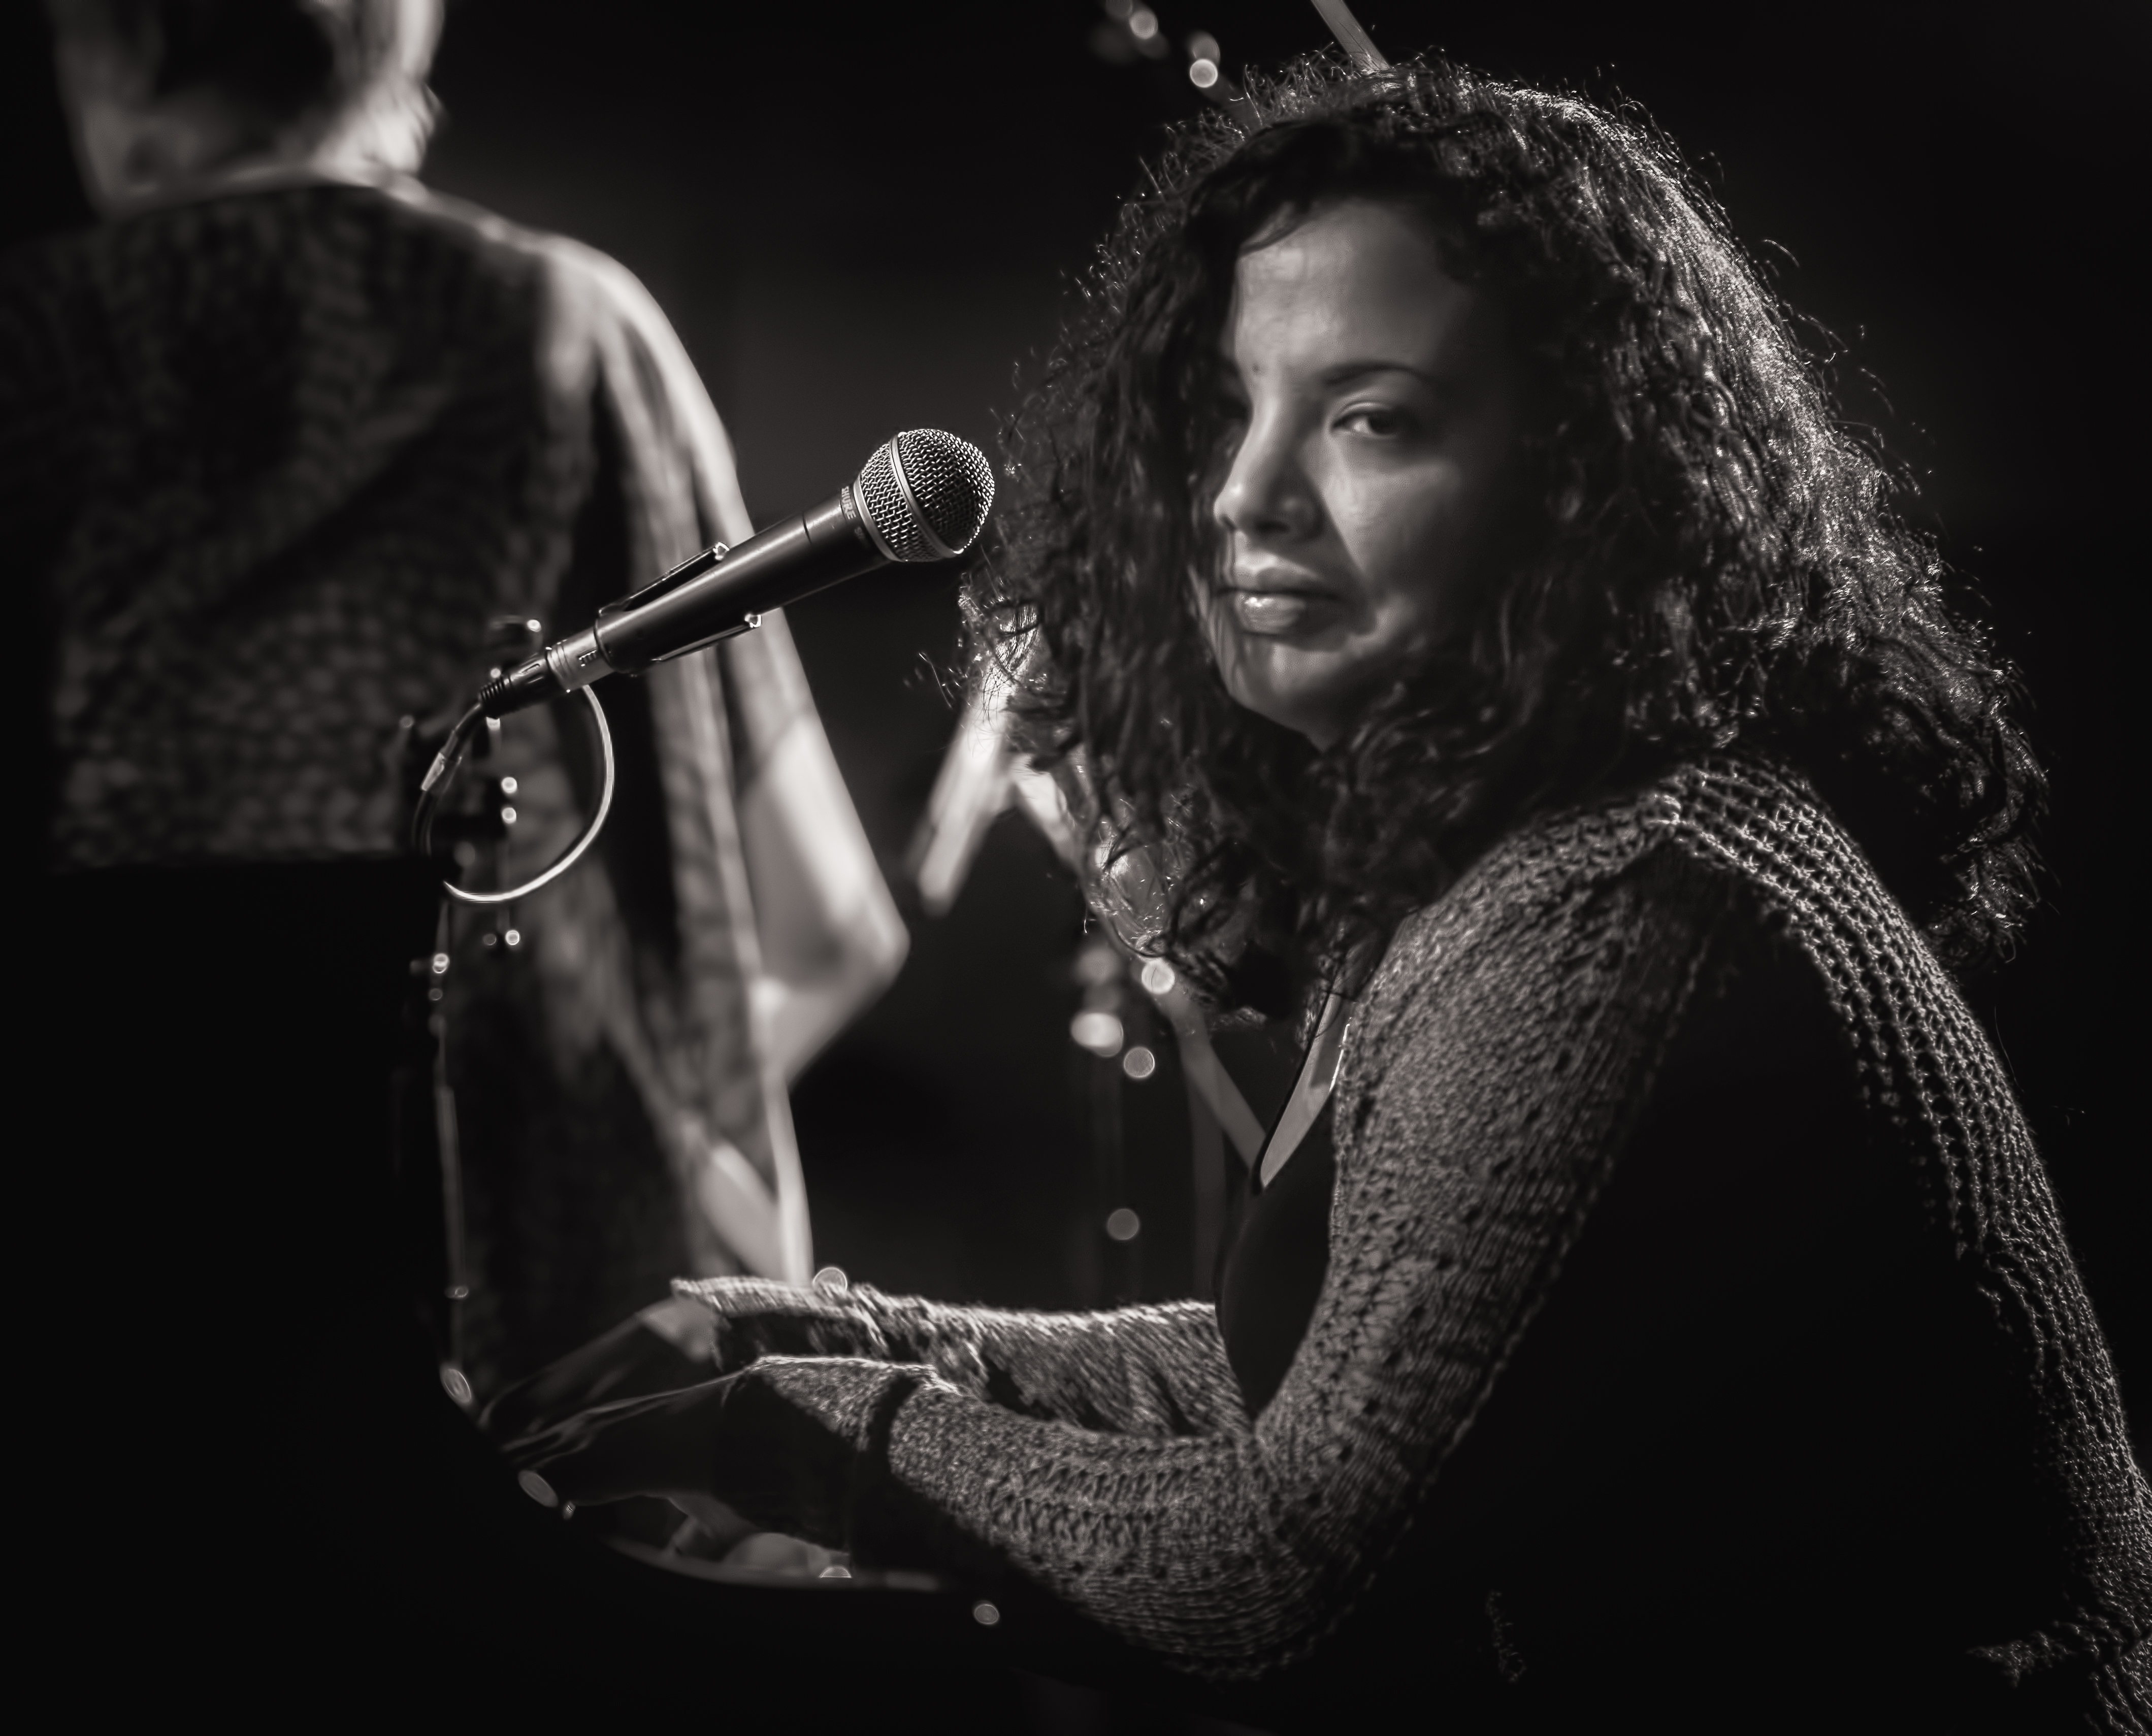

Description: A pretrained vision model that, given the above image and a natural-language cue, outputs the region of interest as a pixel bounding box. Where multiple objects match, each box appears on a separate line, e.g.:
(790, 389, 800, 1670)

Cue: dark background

(6, 0, 2141, 1406)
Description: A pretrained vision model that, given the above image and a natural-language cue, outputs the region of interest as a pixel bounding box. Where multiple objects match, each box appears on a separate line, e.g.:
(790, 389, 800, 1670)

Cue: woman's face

(1198, 198, 1517, 748)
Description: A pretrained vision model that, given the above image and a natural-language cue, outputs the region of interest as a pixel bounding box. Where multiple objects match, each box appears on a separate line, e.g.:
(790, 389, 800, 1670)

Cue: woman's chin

(1204, 614, 1371, 747)
(1221, 677, 1349, 749)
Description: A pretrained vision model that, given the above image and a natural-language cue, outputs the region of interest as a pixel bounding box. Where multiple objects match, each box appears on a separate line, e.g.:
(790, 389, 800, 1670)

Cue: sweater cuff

(674, 1277, 999, 1398)
(673, 1275, 896, 1367)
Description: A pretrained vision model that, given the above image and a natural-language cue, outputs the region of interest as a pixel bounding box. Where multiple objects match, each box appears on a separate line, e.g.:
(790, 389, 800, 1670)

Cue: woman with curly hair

(499, 59, 2149, 1729)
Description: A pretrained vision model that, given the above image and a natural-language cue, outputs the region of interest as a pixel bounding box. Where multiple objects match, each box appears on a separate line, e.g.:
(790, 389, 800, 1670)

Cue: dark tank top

(1215, 1080, 1337, 1417)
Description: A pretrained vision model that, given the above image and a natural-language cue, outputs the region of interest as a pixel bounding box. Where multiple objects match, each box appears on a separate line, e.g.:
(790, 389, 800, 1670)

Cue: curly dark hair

(967, 55, 2040, 1010)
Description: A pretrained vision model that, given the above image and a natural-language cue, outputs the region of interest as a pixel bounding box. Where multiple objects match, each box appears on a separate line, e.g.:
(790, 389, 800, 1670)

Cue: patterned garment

(666, 758, 2150, 1727)
(1, 178, 828, 1393)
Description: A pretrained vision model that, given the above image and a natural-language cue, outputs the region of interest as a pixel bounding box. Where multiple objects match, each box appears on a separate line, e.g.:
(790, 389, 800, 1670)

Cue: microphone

(479, 428, 995, 718)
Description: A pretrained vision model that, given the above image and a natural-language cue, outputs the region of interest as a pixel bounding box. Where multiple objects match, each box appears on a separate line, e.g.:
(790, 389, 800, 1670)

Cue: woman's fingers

(509, 1379, 730, 1506)
(479, 1314, 715, 1440)
(506, 1366, 847, 1542)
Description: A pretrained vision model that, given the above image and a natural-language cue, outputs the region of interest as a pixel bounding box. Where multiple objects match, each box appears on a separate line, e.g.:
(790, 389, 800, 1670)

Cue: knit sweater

(676, 757, 2149, 1725)
(0, 182, 835, 1386)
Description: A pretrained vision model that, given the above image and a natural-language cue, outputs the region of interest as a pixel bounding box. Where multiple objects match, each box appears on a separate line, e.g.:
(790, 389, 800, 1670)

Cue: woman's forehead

(1226, 200, 1488, 377)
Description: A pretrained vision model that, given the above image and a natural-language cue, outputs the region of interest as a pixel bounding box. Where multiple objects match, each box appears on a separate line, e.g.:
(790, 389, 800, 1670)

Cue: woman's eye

(1337, 405, 1414, 438)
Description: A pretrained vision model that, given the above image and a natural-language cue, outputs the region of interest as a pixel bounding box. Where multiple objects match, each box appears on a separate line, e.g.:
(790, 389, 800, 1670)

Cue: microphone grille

(855, 429, 996, 563)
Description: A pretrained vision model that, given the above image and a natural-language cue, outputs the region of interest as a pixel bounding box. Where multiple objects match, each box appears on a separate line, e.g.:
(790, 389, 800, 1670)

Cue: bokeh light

(1071, 1011, 1124, 1056)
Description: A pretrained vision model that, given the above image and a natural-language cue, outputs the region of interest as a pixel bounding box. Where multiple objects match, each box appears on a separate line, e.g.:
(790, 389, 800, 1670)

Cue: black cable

(409, 689, 618, 906)
(410, 702, 487, 860)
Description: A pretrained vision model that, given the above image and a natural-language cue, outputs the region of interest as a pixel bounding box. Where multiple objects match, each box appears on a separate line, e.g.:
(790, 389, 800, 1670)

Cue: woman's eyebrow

(1315, 359, 1443, 388)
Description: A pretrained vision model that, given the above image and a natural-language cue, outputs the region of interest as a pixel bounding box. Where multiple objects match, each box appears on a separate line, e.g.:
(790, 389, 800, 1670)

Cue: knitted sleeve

(674, 1277, 1251, 1440)
(695, 824, 1726, 1676)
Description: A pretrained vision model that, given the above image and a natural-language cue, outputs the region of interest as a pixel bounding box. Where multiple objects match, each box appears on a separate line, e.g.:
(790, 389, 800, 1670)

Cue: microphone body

(481, 490, 879, 717)
(480, 429, 993, 719)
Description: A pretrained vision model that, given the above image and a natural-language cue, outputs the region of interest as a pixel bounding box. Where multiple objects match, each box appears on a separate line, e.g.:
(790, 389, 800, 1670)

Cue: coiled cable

(410, 686, 615, 908)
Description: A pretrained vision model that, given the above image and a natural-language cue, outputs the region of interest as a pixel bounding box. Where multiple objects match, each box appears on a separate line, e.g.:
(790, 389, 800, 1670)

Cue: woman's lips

(1223, 580, 1336, 636)
(1231, 591, 1315, 635)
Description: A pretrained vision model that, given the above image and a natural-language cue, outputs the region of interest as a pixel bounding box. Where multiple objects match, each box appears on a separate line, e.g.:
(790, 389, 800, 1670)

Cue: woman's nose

(1212, 416, 1318, 543)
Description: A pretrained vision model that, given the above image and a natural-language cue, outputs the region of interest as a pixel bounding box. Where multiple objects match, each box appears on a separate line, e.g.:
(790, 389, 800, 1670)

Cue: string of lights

(1089, 0, 1235, 100)
(1088, 0, 1388, 117)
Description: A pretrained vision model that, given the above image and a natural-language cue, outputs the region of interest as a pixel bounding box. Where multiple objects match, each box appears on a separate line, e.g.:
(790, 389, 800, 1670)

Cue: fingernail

(517, 1469, 559, 1508)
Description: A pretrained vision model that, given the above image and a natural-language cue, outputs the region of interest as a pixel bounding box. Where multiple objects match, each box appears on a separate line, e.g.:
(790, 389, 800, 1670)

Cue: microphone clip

(596, 540, 730, 620)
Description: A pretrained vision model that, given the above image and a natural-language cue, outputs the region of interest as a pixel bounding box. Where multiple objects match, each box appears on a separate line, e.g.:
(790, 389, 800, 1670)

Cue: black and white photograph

(5, 0, 2144, 1726)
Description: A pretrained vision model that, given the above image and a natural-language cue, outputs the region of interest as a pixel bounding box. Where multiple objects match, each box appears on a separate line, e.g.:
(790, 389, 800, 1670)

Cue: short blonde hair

(49, 0, 443, 168)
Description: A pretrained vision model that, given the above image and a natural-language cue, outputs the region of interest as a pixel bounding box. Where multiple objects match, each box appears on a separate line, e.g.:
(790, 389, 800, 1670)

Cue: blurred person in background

(494, 59, 2148, 1729)
(6, 0, 905, 1413)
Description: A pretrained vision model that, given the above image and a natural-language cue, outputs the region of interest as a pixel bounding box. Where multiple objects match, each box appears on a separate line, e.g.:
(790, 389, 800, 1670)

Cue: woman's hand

(507, 1367, 853, 1540)
(506, 1380, 731, 1508)
(477, 1298, 715, 1443)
